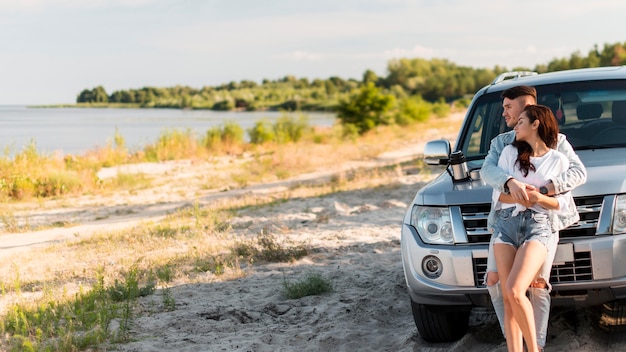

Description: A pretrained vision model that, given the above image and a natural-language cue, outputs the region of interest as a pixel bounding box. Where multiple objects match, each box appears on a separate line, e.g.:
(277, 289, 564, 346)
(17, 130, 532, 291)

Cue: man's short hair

(500, 85, 537, 103)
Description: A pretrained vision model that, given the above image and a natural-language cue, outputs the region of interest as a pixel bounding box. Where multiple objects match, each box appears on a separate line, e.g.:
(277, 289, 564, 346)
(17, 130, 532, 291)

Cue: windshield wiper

(575, 144, 626, 150)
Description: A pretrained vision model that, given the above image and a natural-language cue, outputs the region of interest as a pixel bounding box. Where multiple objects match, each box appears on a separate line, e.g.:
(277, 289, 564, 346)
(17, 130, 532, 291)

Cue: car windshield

(459, 79, 626, 160)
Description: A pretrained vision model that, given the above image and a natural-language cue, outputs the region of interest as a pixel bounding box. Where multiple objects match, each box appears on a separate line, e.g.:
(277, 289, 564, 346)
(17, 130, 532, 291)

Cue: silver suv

(401, 66, 626, 342)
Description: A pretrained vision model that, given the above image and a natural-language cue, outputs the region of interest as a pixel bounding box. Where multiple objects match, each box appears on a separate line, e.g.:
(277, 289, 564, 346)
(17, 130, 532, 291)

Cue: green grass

(282, 273, 333, 299)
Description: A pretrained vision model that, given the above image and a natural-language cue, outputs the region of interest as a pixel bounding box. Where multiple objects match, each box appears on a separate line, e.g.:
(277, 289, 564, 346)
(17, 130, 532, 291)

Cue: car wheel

(410, 299, 470, 342)
(596, 299, 626, 332)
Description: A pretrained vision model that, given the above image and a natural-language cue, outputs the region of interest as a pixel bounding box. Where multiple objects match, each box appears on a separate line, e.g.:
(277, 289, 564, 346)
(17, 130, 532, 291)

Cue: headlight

(613, 194, 626, 234)
(410, 205, 454, 244)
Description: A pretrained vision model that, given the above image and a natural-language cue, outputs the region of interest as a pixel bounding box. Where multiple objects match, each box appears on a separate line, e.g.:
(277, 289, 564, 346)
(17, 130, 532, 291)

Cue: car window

(459, 79, 626, 159)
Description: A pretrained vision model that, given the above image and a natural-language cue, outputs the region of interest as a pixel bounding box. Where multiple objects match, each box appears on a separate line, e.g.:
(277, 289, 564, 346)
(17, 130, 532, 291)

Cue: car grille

(460, 196, 604, 244)
(472, 251, 593, 288)
(472, 257, 488, 287)
(550, 251, 593, 283)
(559, 196, 604, 238)
(460, 204, 491, 243)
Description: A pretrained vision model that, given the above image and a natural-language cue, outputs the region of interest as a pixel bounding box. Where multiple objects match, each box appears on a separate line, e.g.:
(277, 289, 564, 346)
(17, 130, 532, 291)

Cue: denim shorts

(492, 207, 553, 249)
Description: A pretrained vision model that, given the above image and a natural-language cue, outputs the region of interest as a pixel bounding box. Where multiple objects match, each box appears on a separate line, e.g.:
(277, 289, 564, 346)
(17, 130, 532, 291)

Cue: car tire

(410, 299, 470, 342)
(595, 299, 626, 332)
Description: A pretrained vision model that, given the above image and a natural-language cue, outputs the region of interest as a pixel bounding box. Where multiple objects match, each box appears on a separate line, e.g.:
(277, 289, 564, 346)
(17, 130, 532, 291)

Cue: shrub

(248, 119, 276, 144)
(395, 96, 431, 125)
(205, 121, 244, 152)
(432, 98, 451, 118)
(273, 114, 310, 143)
(283, 273, 333, 299)
(336, 82, 395, 134)
(144, 129, 199, 161)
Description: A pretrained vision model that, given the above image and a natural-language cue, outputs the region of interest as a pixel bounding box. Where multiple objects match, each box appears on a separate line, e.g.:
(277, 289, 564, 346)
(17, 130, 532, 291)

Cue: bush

(432, 98, 451, 118)
(395, 96, 431, 125)
(36, 171, 82, 197)
(248, 119, 276, 144)
(212, 99, 235, 111)
(221, 121, 245, 145)
(144, 129, 199, 161)
(273, 114, 310, 143)
(205, 121, 244, 153)
(336, 82, 395, 134)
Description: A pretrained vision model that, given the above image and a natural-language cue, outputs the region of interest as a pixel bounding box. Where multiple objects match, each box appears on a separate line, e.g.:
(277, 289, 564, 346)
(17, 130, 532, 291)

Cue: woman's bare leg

(494, 243, 523, 352)
(506, 240, 548, 352)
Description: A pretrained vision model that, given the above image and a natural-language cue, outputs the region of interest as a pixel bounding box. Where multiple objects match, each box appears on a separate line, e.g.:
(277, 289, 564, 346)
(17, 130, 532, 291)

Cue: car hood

(415, 148, 626, 206)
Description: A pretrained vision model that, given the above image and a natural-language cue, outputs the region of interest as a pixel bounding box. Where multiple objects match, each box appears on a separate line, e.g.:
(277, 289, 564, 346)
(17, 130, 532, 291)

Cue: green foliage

(248, 119, 276, 144)
(77, 85, 109, 103)
(1, 269, 120, 351)
(143, 129, 199, 161)
(75, 41, 626, 114)
(35, 171, 82, 197)
(248, 114, 311, 144)
(0, 143, 86, 200)
(384, 58, 491, 102)
(282, 273, 333, 299)
(273, 114, 310, 143)
(107, 266, 156, 302)
(432, 98, 451, 118)
(454, 96, 472, 109)
(221, 121, 245, 145)
(212, 99, 235, 111)
(204, 121, 244, 151)
(336, 82, 395, 134)
(395, 96, 431, 125)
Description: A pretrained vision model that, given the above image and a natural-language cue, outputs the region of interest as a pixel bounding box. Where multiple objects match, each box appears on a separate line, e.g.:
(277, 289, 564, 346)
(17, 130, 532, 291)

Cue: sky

(0, 0, 624, 105)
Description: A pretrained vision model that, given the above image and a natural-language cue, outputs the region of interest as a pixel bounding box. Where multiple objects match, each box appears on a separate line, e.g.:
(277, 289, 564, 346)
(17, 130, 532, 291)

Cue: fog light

(422, 255, 443, 279)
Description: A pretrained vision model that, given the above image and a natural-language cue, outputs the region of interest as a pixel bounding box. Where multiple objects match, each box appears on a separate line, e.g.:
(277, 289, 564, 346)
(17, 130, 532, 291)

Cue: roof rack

(491, 71, 538, 84)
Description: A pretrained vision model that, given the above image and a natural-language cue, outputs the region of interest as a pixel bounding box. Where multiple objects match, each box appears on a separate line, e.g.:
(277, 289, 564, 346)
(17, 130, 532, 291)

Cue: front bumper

(401, 222, 626, 307)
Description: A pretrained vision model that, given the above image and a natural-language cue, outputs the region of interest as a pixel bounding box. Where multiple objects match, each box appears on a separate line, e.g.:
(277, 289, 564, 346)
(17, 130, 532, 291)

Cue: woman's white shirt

(492, 144, 571, 216)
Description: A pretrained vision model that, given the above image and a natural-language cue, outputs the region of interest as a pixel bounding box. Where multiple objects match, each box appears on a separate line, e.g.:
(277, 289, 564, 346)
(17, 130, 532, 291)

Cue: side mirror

(424, 139, 451, 165)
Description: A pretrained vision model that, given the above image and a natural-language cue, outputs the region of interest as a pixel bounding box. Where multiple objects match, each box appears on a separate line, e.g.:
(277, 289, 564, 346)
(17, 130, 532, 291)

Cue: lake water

(0, 106, 336, 156)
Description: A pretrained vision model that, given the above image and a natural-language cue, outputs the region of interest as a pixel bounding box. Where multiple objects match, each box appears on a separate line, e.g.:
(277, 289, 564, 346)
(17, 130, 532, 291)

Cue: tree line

(77, 41, 626, 111)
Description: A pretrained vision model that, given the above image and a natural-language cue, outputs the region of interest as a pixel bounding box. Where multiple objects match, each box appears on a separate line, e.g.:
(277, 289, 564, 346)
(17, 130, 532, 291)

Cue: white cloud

(383, 45, 436, 60)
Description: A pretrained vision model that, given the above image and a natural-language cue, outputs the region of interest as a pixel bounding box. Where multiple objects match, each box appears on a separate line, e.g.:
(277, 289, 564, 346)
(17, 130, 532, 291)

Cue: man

(481, 85, 587, 350)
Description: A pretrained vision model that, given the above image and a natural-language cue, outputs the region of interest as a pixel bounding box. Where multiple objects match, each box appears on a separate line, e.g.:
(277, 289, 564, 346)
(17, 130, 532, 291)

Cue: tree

(336, 82, 395, 134)
(76, 86, 108, 103)
(362, 69, 378, 85)
(92, 86, 109, 103)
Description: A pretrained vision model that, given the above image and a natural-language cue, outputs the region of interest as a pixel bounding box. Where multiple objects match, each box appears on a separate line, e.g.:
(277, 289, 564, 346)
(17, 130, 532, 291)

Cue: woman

(492, 104, 578, 352)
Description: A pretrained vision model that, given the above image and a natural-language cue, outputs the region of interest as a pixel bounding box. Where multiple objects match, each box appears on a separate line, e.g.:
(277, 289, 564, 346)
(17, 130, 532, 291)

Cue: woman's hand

(521, 190, 542, 208)
(528, 190, 561, 210)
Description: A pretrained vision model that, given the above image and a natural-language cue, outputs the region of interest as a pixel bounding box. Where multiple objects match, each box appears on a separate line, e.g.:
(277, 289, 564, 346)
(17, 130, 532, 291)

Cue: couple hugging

(481, 85, 587, 352)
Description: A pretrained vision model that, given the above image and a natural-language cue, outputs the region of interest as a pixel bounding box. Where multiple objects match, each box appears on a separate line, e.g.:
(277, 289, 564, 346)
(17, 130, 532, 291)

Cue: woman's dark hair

(513, 104, 559, 176)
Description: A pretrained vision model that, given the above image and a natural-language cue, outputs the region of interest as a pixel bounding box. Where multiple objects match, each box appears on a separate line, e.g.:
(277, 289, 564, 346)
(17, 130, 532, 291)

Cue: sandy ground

(1, 112, 625, 351)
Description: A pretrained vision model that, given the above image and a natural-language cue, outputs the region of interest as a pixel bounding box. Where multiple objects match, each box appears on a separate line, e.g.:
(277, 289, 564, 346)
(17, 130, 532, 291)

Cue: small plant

(282, 273, 333, 299)
(233, 233, 308, 263)
(1, 210, 19, 233)
(107, 266, 156, 302)
(161, 287, 176, 311)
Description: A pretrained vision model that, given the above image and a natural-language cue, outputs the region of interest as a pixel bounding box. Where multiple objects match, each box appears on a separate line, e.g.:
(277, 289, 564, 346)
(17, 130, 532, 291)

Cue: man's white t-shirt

(492, 144, 570, 215)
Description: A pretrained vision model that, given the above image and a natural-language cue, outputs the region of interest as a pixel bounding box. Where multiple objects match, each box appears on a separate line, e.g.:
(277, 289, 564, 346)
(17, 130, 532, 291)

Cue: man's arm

(548, 134, 587, 194)
(481, 131, 515, 193)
